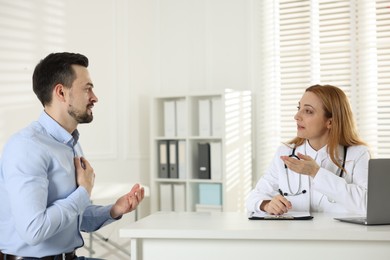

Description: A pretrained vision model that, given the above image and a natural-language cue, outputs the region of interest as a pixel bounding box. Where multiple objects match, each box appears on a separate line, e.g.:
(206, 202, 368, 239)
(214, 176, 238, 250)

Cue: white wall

(0, 0, 257, 217)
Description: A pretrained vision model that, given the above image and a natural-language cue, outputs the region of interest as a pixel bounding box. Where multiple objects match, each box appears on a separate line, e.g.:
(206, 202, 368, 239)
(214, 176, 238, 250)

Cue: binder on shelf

(175, 99, 187, 137)
(168, 140, 178, 178)
(198, 99, 211, 136)
(159, 183, 173, 211)
(178, 140, 187, 179)
(198, 183, 222, 205)
(151, 91, 252, 214)
(173, 183, 186, 212)
(198, 142, 211, 179)
(158, 140, 169, 178)
(211, 97, 223, 137)
(210, 142, 222, 181)
(164, 100, 176, 137)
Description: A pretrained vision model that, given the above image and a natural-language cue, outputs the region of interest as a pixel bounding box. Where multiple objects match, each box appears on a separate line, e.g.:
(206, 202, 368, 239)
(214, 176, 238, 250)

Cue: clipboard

(248, 211, 313, 220)
(249, 215, 313, 220)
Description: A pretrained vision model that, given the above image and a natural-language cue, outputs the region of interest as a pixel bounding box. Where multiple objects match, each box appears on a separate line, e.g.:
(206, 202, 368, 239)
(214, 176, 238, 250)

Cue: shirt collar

(304, 140, 328, 161)
(38, 111, 80, 147)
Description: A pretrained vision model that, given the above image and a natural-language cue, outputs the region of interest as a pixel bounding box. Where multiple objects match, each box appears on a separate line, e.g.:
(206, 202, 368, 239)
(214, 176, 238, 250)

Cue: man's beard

(68, 105, 93, 124)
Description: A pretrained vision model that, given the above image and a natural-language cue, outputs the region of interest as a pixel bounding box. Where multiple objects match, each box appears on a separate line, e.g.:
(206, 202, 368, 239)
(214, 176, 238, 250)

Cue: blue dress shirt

(0, 111, 116, 257)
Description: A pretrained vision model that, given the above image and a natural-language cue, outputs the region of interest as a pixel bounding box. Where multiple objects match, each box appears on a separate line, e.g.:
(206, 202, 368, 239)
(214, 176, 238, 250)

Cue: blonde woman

(246, 85, 369, 217)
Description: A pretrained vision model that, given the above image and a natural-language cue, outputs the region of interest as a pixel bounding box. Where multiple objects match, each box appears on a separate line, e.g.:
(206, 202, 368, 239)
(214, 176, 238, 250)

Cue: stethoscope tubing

(284, 147, 306, 196)
(282, 145, 347, 196)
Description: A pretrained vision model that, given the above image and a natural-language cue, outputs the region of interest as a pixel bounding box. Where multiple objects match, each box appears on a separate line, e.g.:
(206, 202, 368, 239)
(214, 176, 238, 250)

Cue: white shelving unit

(150, 89, 252, 213)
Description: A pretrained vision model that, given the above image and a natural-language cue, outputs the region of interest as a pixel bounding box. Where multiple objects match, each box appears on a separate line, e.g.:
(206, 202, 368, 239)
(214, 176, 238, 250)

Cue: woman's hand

(261, 195, 292, 215)
(280, 153, 320, 177)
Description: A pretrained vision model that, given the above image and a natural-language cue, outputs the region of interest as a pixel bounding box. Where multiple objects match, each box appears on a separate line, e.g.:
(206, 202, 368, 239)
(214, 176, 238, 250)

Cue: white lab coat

(246, 140, 370, 216)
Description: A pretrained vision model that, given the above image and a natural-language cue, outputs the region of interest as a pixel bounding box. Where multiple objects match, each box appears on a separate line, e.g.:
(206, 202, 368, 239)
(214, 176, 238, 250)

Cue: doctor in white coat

(246, 85, 370, 217)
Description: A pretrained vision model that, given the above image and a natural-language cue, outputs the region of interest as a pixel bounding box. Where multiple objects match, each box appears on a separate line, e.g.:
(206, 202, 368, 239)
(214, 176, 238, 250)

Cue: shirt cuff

(255, 200, 265, 213)
(69, 186, 91, 214)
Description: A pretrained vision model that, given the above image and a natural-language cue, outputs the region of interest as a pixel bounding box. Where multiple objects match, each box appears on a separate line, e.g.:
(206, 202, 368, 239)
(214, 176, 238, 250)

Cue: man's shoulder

(5, 121, 47, 148)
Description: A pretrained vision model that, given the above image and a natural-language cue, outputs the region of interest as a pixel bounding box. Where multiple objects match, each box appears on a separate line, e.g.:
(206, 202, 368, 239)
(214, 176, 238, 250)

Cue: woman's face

(294, 91, 332, 150)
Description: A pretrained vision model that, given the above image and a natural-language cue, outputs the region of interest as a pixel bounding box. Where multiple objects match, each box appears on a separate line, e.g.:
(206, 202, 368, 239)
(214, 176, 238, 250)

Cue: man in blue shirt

(0, 52, 145, 259)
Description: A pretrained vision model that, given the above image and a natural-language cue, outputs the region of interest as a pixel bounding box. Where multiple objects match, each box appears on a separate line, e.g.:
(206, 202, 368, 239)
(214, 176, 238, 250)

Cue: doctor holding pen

(246, 85, 370, 217)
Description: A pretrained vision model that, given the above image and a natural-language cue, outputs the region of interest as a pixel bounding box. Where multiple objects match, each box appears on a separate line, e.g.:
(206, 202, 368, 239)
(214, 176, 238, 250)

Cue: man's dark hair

(32, 52, 89, 106)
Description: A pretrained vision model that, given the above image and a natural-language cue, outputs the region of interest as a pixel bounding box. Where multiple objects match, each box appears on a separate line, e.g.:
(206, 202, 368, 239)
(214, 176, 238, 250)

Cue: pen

(278, 189, 284, 196)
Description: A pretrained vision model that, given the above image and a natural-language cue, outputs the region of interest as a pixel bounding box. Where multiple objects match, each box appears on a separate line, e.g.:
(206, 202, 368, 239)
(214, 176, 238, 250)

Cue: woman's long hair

(288, 84, 367, 170)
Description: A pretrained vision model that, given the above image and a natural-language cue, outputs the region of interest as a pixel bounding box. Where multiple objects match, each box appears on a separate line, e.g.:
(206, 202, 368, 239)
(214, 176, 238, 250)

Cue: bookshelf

(150, 89, 252, 213)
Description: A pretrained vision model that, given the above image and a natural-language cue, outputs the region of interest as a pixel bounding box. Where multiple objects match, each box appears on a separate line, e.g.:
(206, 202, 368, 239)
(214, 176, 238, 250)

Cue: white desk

(120, 211, 390, 260)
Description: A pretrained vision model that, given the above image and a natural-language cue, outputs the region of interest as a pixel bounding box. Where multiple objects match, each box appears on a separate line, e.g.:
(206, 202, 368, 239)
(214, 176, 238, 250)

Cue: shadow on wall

(0, 0, 67, 149)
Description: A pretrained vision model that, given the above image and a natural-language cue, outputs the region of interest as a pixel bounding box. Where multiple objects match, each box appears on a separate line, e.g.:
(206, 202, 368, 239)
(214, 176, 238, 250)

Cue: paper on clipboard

(249, 211, 313, 220)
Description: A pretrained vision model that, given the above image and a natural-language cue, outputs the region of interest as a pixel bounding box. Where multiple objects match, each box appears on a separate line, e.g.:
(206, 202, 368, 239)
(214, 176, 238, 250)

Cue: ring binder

(158, 140, 169, 178)
(198, 142, 210, 179)
(168, 140, 178, 178)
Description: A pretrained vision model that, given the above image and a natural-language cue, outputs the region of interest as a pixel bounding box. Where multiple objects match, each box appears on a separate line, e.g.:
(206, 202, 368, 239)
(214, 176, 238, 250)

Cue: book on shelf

(159, 183, 173, 211)
(158, 140, 169, 178)
(178, 140, 186, 179)
(158, 140, 186, 179)
(163, 100, 176, 137)
(198, 142, 211, 179)
(173, 183, 186, 212)
(210, 141, 222, 180)
(211, 97, 223, 136)
(198, 183, 222, 205)
(159, 183, 186, 212)
(198, 99, 211, 136)
(175, 99, 187, 137)
(168, 140, 178, 178)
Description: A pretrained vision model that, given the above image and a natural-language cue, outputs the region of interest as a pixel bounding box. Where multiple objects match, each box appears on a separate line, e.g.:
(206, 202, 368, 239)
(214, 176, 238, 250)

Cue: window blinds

(376, 0, 390, 157)
(255, 0, 390, 179)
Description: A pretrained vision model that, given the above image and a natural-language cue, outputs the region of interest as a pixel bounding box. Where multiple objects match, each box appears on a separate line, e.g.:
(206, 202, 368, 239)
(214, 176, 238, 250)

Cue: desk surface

(120, 211, 390, 241)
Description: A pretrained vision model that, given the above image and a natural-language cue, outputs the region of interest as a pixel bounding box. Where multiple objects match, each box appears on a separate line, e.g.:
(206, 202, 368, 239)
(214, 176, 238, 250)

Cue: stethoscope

(280, 144, 347, 196)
